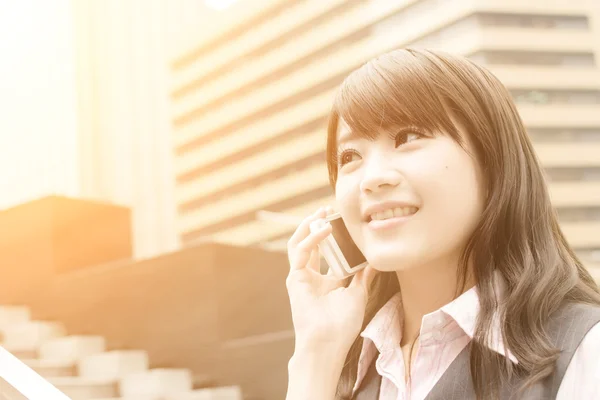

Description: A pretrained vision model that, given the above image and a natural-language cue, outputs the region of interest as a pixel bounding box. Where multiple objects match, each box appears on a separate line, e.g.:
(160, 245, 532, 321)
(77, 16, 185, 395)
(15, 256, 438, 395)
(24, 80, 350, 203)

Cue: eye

(392, 126, 429, 147)
(337, 148, 360, 167)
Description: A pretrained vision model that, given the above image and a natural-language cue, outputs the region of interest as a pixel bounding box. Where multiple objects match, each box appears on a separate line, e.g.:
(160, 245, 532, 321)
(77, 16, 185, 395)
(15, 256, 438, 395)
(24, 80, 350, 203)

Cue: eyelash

(336, 126, 429, 167)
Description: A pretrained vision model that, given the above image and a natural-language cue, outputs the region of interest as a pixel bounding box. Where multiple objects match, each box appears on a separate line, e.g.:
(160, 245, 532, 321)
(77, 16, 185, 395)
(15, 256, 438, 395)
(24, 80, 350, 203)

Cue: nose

(359, 161, 402, 194)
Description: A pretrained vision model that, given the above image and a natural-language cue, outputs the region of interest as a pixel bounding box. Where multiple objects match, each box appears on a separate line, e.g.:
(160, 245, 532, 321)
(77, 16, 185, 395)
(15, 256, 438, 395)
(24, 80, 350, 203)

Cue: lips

(367, 208, 418, 231)
(370, 206, 419, 221)
(363, 201, 420, 222)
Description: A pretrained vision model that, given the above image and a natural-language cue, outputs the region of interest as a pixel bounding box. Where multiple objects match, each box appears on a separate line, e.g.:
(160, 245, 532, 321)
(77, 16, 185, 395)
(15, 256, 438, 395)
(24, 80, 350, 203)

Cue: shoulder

(553, 302, 600, 351)
(550, 302, 600, 372)
(573, 316, 600, 353)
(575, 318, 600, 351)
(557, 307, 600, 399)
(549, 302, 600, 336)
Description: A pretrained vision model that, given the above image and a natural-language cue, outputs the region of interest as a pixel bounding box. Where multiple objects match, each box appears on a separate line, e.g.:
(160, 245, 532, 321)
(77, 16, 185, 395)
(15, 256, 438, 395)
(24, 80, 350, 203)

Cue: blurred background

(0, 0, 599, 399)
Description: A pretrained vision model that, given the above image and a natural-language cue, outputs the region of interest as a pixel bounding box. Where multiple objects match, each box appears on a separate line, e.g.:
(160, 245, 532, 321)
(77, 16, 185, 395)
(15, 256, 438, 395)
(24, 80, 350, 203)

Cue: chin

(365, 253, 420, 273)
(364, 242, 422, 271)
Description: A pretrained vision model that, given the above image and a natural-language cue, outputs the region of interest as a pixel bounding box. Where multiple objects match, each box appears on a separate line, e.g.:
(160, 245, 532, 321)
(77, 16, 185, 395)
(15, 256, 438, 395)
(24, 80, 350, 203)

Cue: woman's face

(334, 117, 485, 272)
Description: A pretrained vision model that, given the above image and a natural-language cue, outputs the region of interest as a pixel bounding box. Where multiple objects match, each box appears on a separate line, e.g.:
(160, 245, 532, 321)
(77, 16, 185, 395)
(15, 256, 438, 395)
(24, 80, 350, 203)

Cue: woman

(285, 48, 600, 400)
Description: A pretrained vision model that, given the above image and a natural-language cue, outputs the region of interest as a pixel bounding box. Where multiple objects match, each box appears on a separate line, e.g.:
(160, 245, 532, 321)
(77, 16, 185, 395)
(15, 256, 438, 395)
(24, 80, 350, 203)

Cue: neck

(396, 256, 475, 346)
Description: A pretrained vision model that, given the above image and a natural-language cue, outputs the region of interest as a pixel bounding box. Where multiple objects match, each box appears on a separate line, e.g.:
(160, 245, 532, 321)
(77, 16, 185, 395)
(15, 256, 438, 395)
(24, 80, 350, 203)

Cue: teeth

(371, 207, 417, 221)
(393, 208, 405, 218)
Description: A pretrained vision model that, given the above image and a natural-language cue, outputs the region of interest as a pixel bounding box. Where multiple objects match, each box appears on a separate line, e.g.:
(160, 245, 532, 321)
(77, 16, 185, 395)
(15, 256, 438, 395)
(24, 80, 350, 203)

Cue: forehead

(336, 118, 353, 143)
(336, 114, 472, 146)
(336, 117, 386, 145)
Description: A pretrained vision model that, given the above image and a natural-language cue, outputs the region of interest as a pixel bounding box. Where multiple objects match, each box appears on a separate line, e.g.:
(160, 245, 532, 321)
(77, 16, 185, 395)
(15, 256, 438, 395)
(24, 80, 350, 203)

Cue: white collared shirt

(351, 271, 600, 399)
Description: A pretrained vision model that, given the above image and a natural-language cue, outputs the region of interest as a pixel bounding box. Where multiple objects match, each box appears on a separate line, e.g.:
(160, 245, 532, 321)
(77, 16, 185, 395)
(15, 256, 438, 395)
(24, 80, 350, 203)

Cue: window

(545, 167, 600, 182)
(556, 207, 600, 222)
(478, 13, 589, 30)
(404, 12, 589, 54)
(370, 0, 451, 41)
(469, 51, 595, 67)
(577, 248, 600, 262)
(511, 90, 600, 105)
(407, 14, 479, 49)
(527, 128, 600, 142)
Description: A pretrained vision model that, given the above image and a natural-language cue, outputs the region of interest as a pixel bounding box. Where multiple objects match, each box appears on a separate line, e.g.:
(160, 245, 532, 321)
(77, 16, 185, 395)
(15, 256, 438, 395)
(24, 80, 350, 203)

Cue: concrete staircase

(0, 306, 243, 400)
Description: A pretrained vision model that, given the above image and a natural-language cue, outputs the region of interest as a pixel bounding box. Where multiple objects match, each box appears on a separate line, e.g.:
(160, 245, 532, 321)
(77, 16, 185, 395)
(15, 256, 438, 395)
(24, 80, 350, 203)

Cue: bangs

(331, 50, 460, 141)
(326, 49, 467, 186)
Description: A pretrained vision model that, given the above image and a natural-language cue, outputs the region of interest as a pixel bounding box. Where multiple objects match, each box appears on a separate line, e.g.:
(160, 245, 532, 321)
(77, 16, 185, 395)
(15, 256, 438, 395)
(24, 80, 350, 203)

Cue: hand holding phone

(285, 207, 378, 399)
(309, 212, 368, 278)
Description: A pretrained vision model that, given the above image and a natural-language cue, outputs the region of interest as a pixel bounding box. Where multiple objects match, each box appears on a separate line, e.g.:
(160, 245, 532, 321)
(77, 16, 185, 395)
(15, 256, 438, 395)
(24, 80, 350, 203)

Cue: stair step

(21, 358, 76, 377)
(40, 335, 106, 363)
(119, 369, 192, 397)
(92, 398, 157, 400)
(79, 398, 155, 400)
(79, 350, 149, 380)
(0, 306, 30, 327)
(0, 344, 38, 359)
(1, 321, 66, 352)
(48, 377, 118, 400)
(164, 386, 243, 400)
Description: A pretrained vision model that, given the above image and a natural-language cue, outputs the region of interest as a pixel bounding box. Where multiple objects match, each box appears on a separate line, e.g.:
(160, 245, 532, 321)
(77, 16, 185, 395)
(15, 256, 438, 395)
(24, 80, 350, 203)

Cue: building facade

(171, 0, 600, 279)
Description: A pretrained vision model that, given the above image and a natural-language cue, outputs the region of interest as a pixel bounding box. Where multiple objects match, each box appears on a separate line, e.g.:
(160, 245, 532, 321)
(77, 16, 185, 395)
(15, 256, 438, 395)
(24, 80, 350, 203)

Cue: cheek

(335, 180, 367, 248)
(335, 179, 362, 224)
(335, 180, 353, 205)
(413, 145, 483, 226)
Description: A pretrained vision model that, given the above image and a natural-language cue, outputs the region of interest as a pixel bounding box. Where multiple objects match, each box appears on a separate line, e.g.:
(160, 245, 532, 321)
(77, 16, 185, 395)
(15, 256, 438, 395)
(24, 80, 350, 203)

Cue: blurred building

(171, 0, 600, 279)
(1, 0, 229, 259)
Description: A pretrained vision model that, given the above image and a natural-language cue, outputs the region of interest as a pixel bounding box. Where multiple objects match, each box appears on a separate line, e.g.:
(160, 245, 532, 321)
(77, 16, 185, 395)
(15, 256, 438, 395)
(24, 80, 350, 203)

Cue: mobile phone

(309, 212, 368, 277)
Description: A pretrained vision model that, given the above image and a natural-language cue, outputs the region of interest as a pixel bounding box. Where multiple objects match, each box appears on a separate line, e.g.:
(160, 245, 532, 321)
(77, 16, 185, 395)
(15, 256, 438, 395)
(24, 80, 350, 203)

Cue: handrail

(0, 346, 71, 399)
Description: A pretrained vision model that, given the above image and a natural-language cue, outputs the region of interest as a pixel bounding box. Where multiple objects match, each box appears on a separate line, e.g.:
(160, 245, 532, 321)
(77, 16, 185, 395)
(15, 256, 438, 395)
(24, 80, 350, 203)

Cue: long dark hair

(325, 48, 600, 400)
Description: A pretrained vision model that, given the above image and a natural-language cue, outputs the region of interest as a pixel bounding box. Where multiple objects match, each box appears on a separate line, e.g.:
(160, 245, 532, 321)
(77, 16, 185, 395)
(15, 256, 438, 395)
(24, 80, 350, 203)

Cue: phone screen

(329, 217, 367, 268)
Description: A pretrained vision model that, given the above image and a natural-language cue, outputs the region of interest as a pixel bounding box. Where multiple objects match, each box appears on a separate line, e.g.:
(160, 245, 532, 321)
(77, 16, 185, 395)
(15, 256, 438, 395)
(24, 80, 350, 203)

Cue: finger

(289, 221, 332, 271)
(287, 207, 326, 248)
(296, 220, 332, 251)
(307, 248, 320, 273)
(349, 265, 379, 293)
(287, 208, 323, 247)
(319, 275, 348, 293)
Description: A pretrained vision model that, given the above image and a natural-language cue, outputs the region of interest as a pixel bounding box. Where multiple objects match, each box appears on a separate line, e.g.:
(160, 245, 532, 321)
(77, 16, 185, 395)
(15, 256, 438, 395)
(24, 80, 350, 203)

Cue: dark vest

(353, 302, 600, 399)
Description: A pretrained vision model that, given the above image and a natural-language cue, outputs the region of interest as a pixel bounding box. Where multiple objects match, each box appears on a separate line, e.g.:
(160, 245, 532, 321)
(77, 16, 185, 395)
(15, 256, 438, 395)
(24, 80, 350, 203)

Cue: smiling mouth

(367, 206, 419, 222)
